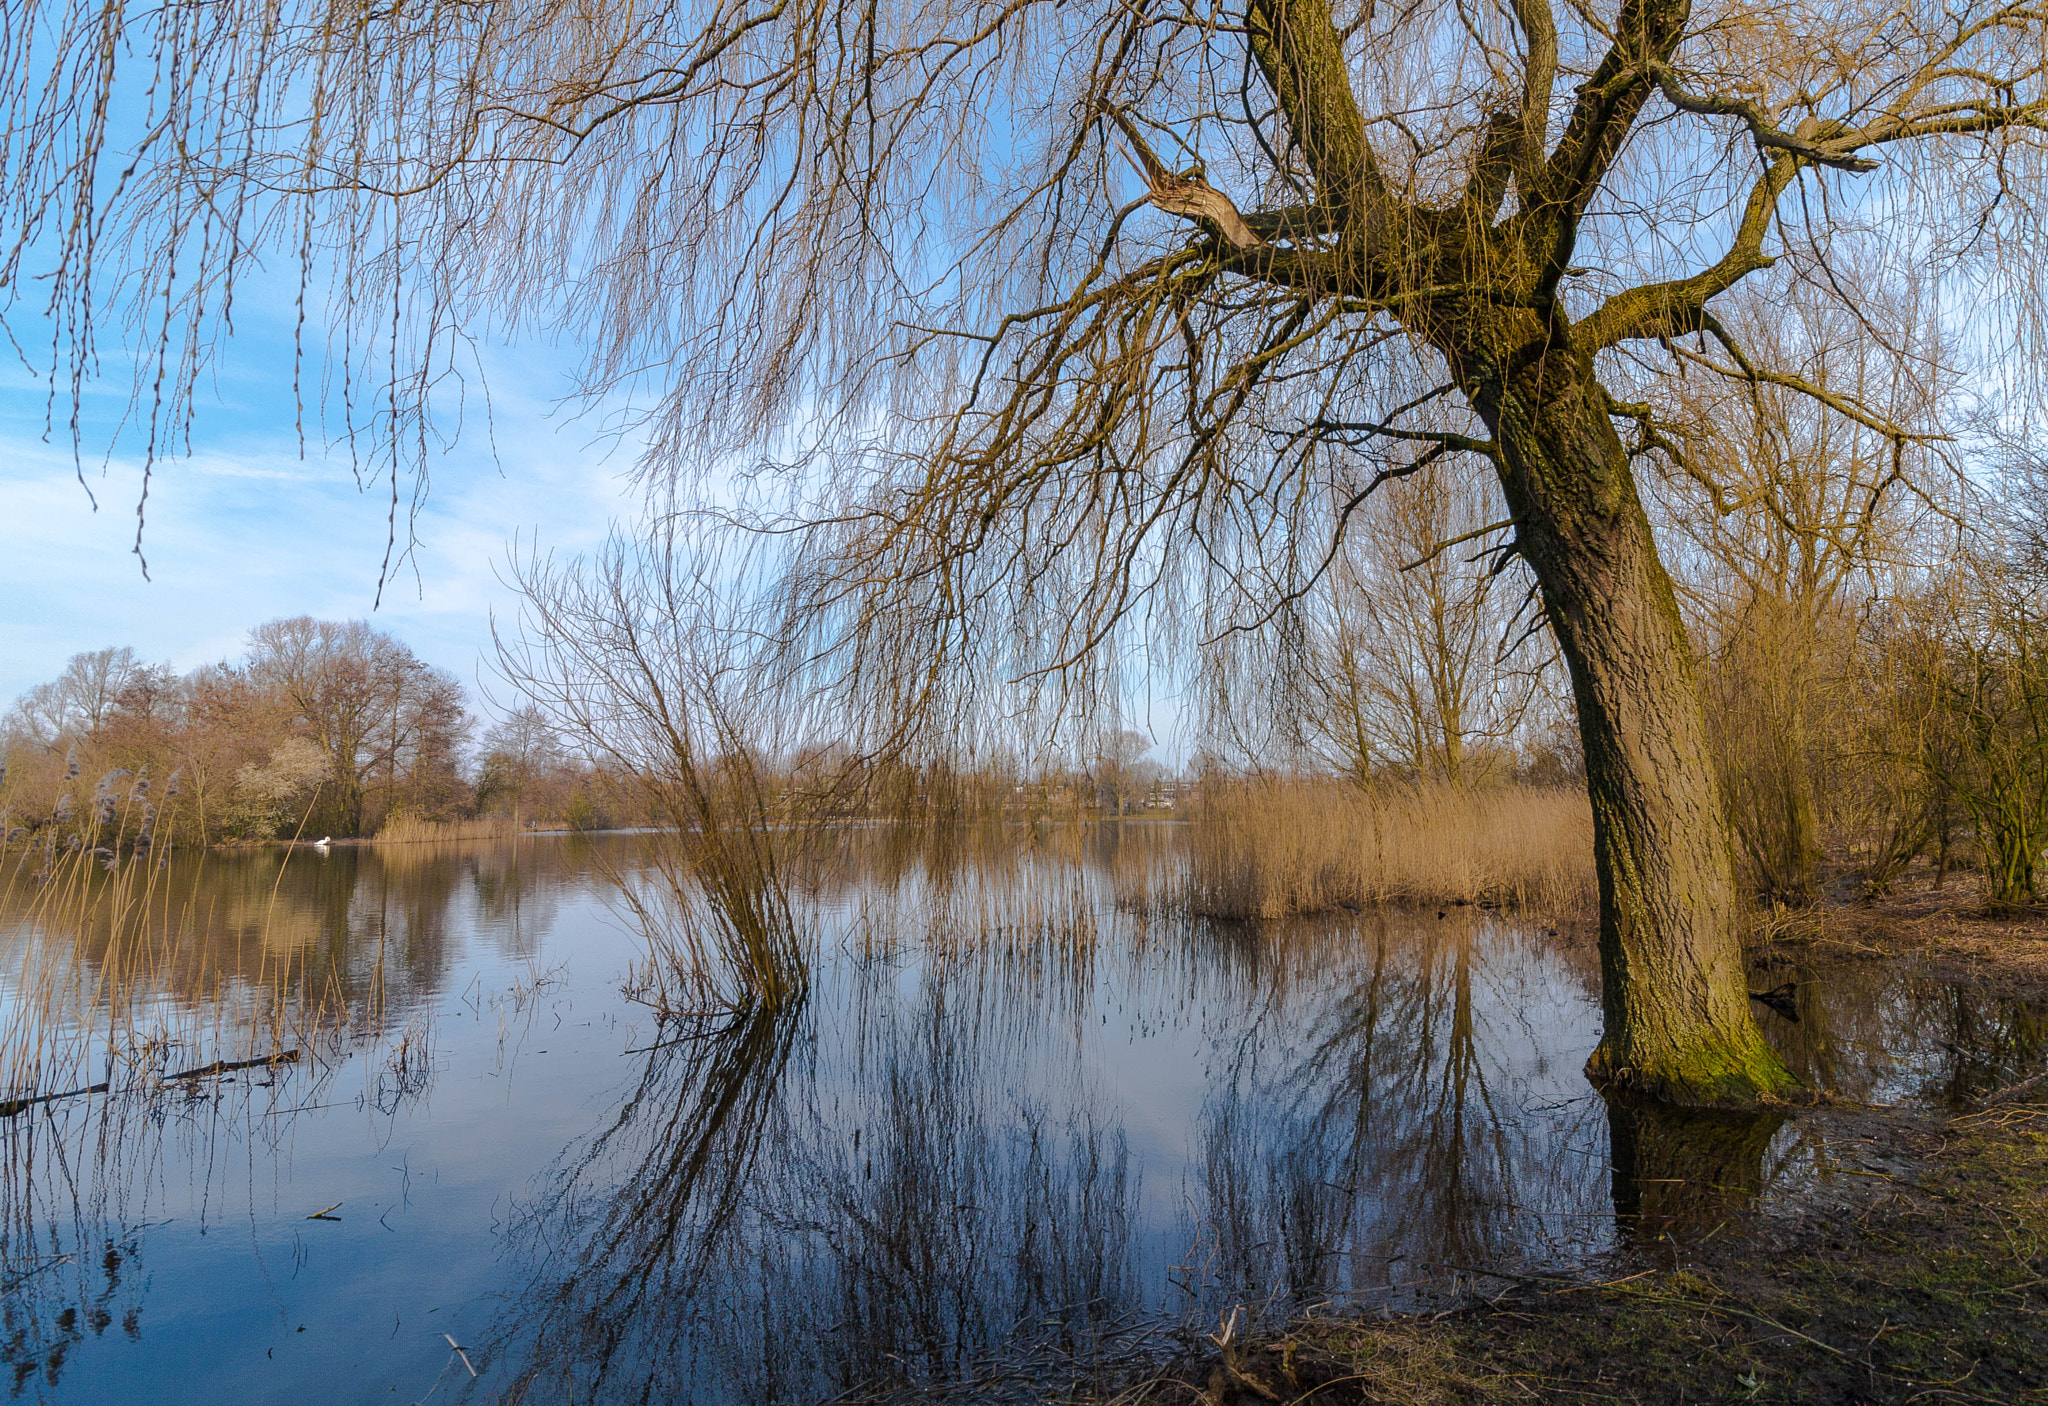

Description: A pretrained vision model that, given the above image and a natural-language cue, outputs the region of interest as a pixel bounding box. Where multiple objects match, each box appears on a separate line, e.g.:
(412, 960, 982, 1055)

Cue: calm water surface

(0, 829, 2040, 1403)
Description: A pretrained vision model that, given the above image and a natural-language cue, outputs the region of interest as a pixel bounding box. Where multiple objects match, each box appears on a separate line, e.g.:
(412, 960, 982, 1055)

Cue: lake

(1, 829, 2039, 1403)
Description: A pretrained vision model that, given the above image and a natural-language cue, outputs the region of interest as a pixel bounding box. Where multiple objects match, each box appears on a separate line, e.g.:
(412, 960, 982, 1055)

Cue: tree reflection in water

(1603, 1096, 1787, 1252)
(488, 993, 1147, 1404)
(1195, 916, 1609, 1312)
(482, 900, 1615, 1404)
(5, 831, 2042, 1405)
(492, 1006, 801, 1401)
(0, 840, 556, 1397)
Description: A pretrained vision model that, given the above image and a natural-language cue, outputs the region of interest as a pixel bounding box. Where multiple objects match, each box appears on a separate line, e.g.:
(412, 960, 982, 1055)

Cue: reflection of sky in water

(0, 832, 2040, 1404)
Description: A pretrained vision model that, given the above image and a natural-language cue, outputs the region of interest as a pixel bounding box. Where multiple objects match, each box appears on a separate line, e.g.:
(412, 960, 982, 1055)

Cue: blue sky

(0, 327, 640, 713)
(0, 323, 1189, 762)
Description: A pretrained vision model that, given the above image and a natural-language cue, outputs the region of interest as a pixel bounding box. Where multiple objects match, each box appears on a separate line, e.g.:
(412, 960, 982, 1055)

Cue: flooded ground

(0, 829, 2041, 1404)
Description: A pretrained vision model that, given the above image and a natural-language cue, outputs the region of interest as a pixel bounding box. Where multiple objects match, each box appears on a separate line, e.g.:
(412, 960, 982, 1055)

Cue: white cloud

(0, 372, 640, 708)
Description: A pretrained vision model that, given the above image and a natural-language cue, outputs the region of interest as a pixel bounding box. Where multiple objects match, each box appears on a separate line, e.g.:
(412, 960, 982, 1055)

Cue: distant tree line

(0, 618, 614, 845)
(1, 613, 1200, 853)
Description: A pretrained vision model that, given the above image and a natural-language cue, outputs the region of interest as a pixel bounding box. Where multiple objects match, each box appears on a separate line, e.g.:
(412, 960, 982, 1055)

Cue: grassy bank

(1174, 779, 1595, 920)
(1126, 1097, 2048, 1404)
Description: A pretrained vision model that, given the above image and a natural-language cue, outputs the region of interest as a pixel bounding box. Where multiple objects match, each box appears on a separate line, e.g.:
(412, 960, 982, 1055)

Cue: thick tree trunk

(1471, 348, 1797, 1106)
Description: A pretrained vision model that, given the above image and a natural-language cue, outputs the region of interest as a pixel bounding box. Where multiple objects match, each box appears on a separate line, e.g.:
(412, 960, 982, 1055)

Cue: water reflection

(491, 957, 1150, 1403)
(1, 840, 573, 1083)
(1604, 1097, 1788, 1249)
(481, 885, 1614, 1404)
(0, 839, 574, 1400)
(0, 1048, 403, 1396)
(0, 829, 2044, 1405)
(494, 1007, 800, 1401)
(1194, 916, 1608, 1308)
(1753, 960, 2048, 1106)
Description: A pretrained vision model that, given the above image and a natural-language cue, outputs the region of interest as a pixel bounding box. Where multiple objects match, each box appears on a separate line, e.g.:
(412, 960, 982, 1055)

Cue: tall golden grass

(0, 842, 353, 1105)
(373, 812, 525, 844)
(1170, 778, 1596, 920)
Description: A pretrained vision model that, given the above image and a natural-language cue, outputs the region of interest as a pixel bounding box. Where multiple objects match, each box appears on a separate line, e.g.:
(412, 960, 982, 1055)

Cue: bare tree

(245, 617, 469, 834)
(495, 532, 810, 1013)
(5, 648, 144, 748)
(1289, 459, 1547, 787)
(13, 0, 2048, 1100)
(1092, 729, 1155, 815)
(476, 705, 565, 828)
(1653, 284, 1955, 903)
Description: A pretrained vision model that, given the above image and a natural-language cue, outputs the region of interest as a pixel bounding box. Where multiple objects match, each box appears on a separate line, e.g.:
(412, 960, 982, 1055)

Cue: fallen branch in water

(0, 1082, 109, 1118)
(1, 1049, 302, 1117)
(166, 1049, 301, 1081)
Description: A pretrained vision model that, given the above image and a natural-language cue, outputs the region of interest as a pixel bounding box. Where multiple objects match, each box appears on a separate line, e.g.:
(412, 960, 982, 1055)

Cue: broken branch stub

(1098, 102, 1265, 251)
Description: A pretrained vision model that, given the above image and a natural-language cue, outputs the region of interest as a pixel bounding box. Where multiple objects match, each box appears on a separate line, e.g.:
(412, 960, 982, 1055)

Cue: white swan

(312, 836, 331, 851)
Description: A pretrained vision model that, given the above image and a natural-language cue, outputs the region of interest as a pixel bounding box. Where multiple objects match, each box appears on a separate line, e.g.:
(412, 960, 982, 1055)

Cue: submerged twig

(166, 1049, 301, 1082)
(0, 1255, 76, 1294)
(443, 1334, 479, 1377)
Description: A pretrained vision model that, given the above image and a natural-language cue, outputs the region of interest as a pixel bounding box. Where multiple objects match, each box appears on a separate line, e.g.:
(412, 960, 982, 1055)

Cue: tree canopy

(7, 0, 2034, 617)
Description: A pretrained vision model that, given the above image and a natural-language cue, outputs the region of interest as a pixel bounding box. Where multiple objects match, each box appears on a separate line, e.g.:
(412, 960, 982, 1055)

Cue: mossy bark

(1465, 344, 1798, 1106)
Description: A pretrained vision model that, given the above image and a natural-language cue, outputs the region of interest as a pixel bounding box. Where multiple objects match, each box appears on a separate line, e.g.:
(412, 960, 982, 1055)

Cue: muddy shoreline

(1751, 869, 2048, 999)
(1107, 882, 2048, 1405)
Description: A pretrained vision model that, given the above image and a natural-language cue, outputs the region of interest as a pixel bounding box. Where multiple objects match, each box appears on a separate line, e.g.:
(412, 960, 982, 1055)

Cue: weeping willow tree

(9, 0, 2048, 1102)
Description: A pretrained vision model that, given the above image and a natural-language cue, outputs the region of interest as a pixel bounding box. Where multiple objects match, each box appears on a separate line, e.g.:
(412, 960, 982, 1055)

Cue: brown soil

(1749, 866, 2048, 997)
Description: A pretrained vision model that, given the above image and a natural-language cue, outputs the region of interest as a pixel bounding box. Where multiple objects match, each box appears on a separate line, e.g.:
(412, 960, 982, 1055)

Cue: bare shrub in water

(498, 532, 808, 1015)
(1174, 778, 1595, 921)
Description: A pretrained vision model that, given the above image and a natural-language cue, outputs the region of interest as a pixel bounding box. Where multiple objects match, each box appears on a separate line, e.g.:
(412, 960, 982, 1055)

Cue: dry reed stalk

(0, 823, 366, 1109)
(1169, 778, 1596, 921)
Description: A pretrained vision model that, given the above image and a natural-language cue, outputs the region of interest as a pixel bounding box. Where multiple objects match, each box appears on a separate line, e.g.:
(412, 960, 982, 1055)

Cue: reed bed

(0, 832, 396, 1112)
(374, 812, 524, 844)
(1167, 779, 1596, 921)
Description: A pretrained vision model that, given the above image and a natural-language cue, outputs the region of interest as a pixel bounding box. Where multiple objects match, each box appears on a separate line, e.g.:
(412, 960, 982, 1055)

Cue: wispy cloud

(0, 361, 640, 708)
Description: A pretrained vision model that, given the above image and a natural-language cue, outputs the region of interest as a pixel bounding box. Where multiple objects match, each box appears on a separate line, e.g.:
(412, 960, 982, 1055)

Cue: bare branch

(1098, 102, 1266, 250)
(1649, 67, 1881, 173)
